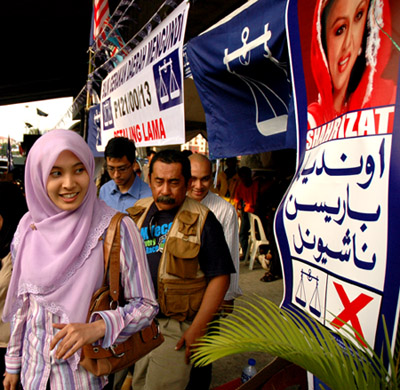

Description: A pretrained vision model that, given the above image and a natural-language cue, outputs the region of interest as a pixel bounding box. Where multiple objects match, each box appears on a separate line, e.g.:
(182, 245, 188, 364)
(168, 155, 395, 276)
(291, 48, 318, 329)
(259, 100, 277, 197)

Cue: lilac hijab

(3, 130, 116, 326)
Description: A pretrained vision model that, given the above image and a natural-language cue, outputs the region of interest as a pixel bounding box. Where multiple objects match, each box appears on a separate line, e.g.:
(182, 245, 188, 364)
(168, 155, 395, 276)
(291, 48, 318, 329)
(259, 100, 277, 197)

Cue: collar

(201, 191, 213, 204)
(110, 176, 140, 197)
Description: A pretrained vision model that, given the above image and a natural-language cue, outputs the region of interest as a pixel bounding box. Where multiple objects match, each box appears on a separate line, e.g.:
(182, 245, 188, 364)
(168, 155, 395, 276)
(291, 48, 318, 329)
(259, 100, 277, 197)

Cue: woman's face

(46, 150, 90, 211)
(325, 0, 369, 100)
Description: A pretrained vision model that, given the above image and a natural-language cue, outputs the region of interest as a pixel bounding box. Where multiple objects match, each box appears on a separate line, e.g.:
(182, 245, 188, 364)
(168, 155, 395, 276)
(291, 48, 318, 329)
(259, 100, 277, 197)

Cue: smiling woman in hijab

(2, 129, 158, 390)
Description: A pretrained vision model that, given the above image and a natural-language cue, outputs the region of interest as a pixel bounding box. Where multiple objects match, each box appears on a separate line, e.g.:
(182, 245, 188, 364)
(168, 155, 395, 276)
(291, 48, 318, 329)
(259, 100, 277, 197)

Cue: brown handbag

(80, 212, 164, 376)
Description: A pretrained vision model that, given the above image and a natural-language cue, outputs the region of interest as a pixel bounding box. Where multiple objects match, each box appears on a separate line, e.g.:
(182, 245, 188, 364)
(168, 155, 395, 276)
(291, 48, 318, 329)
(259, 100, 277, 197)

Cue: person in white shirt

(186, 153, 242, 390)
(188, 154, 242, 304)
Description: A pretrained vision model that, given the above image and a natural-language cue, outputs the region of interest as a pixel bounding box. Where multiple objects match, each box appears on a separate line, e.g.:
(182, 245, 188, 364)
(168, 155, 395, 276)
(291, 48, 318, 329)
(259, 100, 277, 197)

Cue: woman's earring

(358, 48, 362, 56)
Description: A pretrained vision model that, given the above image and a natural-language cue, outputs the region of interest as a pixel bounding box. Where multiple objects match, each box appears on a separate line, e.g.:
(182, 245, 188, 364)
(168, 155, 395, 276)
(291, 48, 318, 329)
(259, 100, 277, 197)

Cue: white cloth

(201, 191, 242, 300)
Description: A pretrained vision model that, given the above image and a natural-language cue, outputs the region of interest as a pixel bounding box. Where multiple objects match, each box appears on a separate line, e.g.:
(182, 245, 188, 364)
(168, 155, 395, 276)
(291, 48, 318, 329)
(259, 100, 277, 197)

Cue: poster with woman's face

(299, 0, 399, 129)
(276, 0, 400, 374)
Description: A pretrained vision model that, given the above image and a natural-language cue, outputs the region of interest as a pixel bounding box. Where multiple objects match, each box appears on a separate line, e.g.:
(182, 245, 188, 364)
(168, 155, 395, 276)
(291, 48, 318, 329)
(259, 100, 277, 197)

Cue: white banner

(98, 1, 189, 150)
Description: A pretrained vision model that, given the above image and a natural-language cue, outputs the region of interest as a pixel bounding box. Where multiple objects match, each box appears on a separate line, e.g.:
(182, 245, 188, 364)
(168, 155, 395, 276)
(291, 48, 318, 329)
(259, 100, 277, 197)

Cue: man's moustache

(156, 195, 175, 204)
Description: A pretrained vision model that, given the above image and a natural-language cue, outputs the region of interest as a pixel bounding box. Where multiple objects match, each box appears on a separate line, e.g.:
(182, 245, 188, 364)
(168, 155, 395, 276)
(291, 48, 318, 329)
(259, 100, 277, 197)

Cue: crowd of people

(1, 132, 292, 390)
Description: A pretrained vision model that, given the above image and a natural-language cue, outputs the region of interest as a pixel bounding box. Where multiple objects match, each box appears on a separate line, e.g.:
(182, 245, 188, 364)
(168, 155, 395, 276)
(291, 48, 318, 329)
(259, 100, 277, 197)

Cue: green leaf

(191, 296, 397, 390)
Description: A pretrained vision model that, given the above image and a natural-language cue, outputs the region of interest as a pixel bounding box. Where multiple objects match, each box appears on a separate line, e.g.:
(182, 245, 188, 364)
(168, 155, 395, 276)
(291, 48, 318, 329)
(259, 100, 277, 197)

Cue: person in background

(210, 160, 228, 198)
(181, 149, 193, 158)
(128, 150, 235, 390)
(187, 153, 242, 389)
(99, 137, 151, 212)
(224, 157, 239, 203)
(0, 182, 28, 381)
(133, 161, 142, 178)
(224, 157, 237, 182)
(255, 151, 295, 282)
(141, 149, 156, 185)
(188, 154, 242, 306)
(2, 130, 157, 390)
(234, 166, 259, 260)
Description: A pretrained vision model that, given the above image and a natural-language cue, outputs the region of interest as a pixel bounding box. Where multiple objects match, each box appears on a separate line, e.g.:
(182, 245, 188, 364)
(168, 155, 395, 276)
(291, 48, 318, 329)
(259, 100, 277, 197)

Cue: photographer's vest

(127, 197, 209, 322)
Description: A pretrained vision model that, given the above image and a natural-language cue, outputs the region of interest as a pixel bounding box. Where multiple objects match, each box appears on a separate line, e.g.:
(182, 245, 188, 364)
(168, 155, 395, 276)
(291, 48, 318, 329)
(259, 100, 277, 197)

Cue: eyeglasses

(106, 164, 132, 174)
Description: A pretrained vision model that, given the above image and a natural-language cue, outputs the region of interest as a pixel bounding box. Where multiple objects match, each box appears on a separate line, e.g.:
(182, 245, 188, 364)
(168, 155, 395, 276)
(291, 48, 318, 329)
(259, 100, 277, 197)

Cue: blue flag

(186, 0, 295, 158)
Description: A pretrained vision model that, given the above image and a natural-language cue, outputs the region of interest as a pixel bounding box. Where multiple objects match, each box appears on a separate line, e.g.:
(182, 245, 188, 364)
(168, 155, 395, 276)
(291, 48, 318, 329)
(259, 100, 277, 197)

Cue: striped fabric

(93, 0, 109, 47)
(5, 217, 158, 390)
(201, 192, 242, 300)
(93, 0, 128, 57)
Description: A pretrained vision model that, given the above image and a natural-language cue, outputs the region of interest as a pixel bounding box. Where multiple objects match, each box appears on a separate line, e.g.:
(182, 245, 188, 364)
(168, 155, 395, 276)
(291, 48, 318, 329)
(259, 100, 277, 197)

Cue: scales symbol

(223, 24, 288, 137)
(158, 58, 180, 104)
(94, 109, 102, 146)
(102, 99, 114, 130)
(295, 269, 321, 317)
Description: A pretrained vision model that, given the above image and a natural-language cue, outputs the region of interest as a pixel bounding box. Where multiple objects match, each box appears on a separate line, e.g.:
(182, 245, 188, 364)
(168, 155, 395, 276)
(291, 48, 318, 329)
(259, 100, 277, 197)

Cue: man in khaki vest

(128, 150, 235, 390)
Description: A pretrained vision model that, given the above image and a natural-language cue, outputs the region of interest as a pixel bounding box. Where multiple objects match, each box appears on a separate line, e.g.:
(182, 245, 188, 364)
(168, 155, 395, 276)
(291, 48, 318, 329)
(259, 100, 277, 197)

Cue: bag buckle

(110, 300, 118, 310)
(110, 344, 125, 358)
(153, 319, 161, 339)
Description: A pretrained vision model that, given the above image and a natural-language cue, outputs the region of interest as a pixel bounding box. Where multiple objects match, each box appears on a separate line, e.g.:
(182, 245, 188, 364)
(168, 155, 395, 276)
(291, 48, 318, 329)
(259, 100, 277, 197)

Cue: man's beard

(156, 195, 175, 204)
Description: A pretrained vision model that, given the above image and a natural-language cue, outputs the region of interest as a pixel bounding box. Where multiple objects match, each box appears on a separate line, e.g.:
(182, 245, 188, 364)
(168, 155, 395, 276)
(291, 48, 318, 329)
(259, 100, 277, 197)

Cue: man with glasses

(99, 137, 152, 212)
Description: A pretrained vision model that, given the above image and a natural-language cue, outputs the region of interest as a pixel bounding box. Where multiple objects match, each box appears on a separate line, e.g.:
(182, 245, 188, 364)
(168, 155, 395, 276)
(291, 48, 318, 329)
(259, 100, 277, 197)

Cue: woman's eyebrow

(329, 16, 347, 29)
(357, 0, 368, 8)
(51, 162, 84, 169)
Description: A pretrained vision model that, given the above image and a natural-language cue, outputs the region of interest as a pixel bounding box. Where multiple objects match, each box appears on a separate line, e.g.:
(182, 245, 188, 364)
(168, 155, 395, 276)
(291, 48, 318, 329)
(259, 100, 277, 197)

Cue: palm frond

(191, 296, 393, 390)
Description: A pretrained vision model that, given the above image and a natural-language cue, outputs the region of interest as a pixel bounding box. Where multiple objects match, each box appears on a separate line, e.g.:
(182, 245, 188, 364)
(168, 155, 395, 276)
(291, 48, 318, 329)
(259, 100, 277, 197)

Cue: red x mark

(331, 282, 373, 346)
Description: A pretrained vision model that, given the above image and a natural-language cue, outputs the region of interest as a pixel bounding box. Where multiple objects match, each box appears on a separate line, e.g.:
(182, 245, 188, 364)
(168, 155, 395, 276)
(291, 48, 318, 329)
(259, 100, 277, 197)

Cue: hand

(3, 372, 20, 390)
(220, 299, 234, 316)
(50, 320, 106, 360)
(175, 324, 207, 364)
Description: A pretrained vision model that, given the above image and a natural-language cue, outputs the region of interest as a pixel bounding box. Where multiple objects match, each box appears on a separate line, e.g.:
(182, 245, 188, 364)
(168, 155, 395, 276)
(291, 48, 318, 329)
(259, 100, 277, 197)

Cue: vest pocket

(159, 278, 206, 322)
(165, 237, 200, 279)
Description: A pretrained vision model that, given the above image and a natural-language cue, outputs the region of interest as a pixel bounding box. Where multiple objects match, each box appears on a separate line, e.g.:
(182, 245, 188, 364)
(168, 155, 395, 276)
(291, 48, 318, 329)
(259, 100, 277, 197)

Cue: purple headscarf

(3, 130, 116, 326)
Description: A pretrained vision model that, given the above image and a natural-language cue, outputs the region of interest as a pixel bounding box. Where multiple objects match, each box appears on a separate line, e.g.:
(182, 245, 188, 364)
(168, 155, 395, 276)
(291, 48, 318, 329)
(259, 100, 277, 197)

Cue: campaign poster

(276, 0, 400, 385)
(98, 1, 189, 150)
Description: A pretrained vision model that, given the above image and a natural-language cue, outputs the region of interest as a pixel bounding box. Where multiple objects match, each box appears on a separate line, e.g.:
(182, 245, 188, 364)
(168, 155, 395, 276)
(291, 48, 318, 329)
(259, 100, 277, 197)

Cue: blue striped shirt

(5, 216, 158, 390)
(99, 176, 152, 213)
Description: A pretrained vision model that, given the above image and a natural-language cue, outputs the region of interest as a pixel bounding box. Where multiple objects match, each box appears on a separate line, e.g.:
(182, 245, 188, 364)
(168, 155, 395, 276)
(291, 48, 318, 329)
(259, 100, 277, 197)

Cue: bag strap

(103, 212, 125, 305)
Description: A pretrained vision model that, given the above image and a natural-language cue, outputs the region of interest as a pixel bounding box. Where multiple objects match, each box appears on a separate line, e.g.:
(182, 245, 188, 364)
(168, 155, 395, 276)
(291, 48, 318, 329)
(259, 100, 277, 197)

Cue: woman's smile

(60, 192, 79, 201)
(338, 53, 350, 69)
